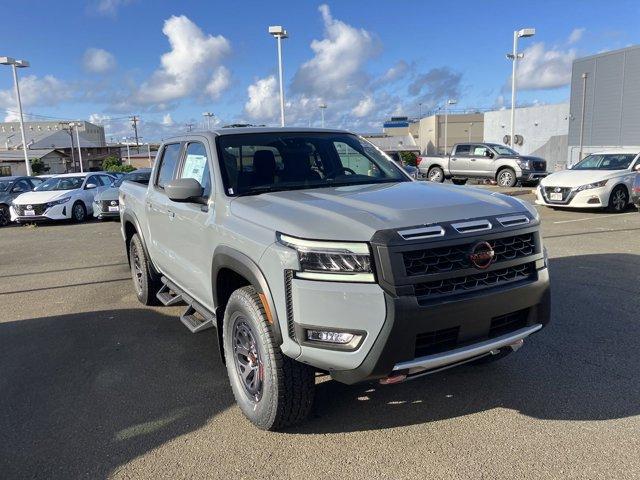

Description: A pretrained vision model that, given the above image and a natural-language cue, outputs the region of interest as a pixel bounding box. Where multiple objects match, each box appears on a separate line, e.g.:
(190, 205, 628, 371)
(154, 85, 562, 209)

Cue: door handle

(470, 158, 477, 161)
(168, 210, 175, 219)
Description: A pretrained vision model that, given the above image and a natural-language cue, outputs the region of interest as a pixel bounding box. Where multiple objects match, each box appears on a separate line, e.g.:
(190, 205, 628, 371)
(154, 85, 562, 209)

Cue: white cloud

(89, 113, 111, 125)
(94, 0, 134, 16)
(515, 43, 576, 90)
(133, 15, 231, 105)
(291, 4, 378, 98)
(162, 113, 174, 126)
(244, 75, 279, 120)
(352, 96, 375, 117)
(205, 66, 231, 100)
(0, 75, 71, 115)
(83, 48, 116, 73)
(568, 28, 585, 45)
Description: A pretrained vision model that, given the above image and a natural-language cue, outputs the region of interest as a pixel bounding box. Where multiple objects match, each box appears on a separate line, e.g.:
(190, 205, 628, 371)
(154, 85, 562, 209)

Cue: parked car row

(0, 169, 151, 226)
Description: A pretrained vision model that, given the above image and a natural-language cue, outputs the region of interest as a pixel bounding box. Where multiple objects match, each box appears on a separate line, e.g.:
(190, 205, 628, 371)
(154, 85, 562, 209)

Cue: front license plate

(23, 210, 36, 216)
(108, 206, 119, 212)
(550, 193, 563, 201)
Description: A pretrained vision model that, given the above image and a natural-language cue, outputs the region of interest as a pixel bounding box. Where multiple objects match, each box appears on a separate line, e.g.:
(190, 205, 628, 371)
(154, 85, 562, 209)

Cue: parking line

(553, 211, 637, 224)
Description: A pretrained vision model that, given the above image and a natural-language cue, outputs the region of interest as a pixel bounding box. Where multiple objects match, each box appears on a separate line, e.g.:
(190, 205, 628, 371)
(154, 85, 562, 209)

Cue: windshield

(114, 170, 151, 187)
(0, 180, 11, 192)
(489, 144, 519, 155)
(216, 132, 409, 196)
(34, 176, 84, 191)
(572, 154, 636, 170)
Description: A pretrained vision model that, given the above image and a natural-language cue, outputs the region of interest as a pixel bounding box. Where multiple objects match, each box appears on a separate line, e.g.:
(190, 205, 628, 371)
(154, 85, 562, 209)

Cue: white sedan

(10, 172, 114, 223)
(536, 151, 640, 213)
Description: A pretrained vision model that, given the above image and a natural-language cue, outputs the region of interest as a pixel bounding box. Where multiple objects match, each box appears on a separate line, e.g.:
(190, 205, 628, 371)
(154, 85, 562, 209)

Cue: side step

(156, 283, 184, 306)
(159, 276, 216, 334)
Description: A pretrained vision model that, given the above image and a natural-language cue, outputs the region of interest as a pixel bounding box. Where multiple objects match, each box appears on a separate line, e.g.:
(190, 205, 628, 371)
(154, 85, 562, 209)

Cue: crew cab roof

(161, 127, 351, 143)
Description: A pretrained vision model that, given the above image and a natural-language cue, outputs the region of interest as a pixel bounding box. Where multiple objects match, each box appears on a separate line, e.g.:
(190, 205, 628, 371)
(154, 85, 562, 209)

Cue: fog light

(306, 329, 355, 344)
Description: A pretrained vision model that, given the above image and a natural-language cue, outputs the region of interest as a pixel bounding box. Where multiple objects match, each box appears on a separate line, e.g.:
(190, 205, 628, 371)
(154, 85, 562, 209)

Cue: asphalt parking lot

(1, 194, 639, 480)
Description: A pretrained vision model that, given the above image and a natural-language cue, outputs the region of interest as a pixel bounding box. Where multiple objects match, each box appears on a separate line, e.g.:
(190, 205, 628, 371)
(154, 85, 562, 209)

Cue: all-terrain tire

(428, 166, 445, 183)
(496, 168, 517, 188)
(223, 286, 315, 430)
(129, 233, 160, 305)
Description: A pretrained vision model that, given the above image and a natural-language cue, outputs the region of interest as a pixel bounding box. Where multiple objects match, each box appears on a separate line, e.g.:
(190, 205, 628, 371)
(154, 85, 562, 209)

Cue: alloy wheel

(499, 171, 514, 187)
(612, 189, 627, 211)
(131, 243, 144, 295)
(429, 169, 443, 182)
(233, 319, 263, 402)
(73, 204, 85, 221)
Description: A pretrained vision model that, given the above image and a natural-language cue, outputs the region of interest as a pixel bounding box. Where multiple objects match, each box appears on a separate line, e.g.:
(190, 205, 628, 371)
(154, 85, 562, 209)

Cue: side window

(156, 143, 182, 189)
(28, 178, 43, 188)
(101, 175, 114, 186)
(454, 144, 470, 156)
(333, 141, 376, 176)
(180, 142, 211, 198)
(86, 175, 99, 187)
(472, 145, 490, 157)
(12, 179, 31, 192)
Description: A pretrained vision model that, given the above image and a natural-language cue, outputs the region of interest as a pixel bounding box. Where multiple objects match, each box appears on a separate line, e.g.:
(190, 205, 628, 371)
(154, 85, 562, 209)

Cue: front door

(469, 145, 495, 177)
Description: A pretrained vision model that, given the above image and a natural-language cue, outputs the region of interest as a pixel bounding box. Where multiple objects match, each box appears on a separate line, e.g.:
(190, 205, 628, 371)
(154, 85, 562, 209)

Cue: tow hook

(509, 339, 525, 352)
(379, 373, 407, 385)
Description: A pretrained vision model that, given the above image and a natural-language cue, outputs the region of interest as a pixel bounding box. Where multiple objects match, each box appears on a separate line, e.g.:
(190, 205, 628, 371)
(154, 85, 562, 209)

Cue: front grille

(489, 308, 529, 338)
(415, 327, 459, 357)
(543, 186, 572, 203)
(15, 203, 47, 216)
(101, 200, 119, 209)
(284, 270, 295, 340)
(532, 160, 546, 171)
(414, 263, 536, 299)
(403, 233, 535, 276)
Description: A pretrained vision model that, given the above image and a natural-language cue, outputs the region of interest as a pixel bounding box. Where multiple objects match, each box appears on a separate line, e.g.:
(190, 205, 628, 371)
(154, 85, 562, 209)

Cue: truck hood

(231, 182, 527, 241)
(540, 169, 627, 188)
(13, 190, 75, 205)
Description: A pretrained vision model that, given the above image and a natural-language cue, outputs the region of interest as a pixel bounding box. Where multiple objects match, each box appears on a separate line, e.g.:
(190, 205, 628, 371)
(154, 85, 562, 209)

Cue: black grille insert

(489, 308, 529, 338)
(415, 326, 459, 357)
(284, 270, 295, 340)
(414, 263, 536, 299)
(15, 203, 47, 216)
(403, 233, 535, 276)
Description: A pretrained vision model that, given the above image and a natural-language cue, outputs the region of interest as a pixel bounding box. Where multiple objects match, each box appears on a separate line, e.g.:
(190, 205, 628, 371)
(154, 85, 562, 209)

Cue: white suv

(11, 172, 114, 223)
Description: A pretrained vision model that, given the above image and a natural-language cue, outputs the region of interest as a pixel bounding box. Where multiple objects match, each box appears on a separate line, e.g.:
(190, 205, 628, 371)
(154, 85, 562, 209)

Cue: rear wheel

(0, 204, 10, 227)
(223, 286, 315, 430)
(71, 201, 87, 222)
(129, 233, 160, 305)
(607, 185, 629, 213)
(427, 166, 445, 183)
(497, 168, 517, 188)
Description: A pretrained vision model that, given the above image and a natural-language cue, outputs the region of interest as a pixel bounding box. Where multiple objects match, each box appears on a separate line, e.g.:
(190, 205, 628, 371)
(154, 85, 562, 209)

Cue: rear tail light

(416, 156, 422, 166)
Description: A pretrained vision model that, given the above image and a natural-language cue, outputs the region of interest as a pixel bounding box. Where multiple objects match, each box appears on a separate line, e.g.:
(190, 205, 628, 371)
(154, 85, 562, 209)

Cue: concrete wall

(484, 103, 569, 170)
(417, 113, 483, 155)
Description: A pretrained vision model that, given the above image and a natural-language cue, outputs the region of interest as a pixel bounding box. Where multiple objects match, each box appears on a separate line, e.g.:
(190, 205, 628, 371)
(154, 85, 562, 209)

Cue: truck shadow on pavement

(0, 308, 233, 480)
(289, 253, 640, 434)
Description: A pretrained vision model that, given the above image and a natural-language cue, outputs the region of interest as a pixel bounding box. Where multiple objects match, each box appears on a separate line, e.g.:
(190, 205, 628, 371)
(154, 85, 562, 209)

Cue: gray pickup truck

(119, 128, 551, 430)
(418, 143, 548, 187)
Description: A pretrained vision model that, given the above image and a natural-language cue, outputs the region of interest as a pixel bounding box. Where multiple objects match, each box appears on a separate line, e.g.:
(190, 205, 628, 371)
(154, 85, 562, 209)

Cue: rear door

(161, 140, 215, 307)
(448, 144, 470, 175)
(469, 145, 494, 177)
(146, 142, 183, 275)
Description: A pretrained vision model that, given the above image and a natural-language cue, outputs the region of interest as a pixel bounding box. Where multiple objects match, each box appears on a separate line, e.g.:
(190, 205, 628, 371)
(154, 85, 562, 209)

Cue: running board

(156, 283, 184, 306)
(159, 276, 216, 334)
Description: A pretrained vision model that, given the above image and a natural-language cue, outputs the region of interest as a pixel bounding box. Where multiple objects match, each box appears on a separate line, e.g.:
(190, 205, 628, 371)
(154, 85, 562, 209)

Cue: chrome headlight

(575, 180, 607, 191)
(516, 159, 531, 170)
(46, 196, 71, 208)
(277, 233, 374, 282)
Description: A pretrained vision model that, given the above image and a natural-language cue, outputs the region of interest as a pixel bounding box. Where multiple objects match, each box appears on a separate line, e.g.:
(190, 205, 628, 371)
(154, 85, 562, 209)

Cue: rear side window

(156, 143, 182, 189)
(454, 145, 470, 156)
(179, 142, 211, 198)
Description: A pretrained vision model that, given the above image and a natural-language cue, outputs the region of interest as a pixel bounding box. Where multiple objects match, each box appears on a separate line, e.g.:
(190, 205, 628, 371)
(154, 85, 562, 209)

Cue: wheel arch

(212, 246, 283, 346)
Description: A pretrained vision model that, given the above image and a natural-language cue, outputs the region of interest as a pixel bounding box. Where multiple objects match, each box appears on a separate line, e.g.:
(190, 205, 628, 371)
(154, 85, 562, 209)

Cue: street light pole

(147, 143, 152, 166)
(319, 104, 327, 128)
(468, 122, 473, 142)
(443, 99, 457, 155)
(0, 57, 32, 176)
(507, 28, 535, 148)
(122, 138, 131, 165)
(578, 72, 588, 163)
(269, 26, 288, 127)
(203, 112, 214, 130)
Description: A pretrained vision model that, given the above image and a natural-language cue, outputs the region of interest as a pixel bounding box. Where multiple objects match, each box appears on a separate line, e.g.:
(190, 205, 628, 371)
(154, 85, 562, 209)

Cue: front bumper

(535, 186, 608, 209)
(517, 170, 548, 182)
(10, 203, 72, 222)
(330, 266, 550, 384)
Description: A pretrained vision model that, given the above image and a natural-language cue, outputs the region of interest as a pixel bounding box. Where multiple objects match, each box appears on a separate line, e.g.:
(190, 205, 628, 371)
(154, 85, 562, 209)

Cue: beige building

(417, 113, 484, 155)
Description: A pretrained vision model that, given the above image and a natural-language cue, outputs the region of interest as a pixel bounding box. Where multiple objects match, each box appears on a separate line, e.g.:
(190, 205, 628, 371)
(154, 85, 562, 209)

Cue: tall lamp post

(122, 137, 131, 165)
(203, 112, 214, 130)
(68, 122, 84, 173)
(507, 28, 535, 148)
(268, 25, 288, 127)
(319, 104, 327, 128)
(443, 99, 457, 155)
(0, 56, 32, 176)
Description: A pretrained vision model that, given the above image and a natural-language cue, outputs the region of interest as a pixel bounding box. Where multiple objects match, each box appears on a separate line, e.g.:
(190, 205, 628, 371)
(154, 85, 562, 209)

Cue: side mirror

(483, 150, 493, 158)
(85, 183, 97, 189)
(634, 164, 640, 172)
(165, 178, 204, 202)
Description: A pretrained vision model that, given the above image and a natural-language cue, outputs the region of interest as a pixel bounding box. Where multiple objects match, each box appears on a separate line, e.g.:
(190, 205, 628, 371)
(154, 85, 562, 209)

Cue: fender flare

(212, 246, 283, 345)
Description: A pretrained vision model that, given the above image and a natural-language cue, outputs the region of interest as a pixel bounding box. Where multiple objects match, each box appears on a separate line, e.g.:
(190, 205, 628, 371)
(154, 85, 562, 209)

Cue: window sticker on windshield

(182, 154, 207, 182)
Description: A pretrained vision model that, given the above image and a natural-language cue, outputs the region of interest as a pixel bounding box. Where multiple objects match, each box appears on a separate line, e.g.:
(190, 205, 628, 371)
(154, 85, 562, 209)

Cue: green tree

(30, 158, 49, 175)
(101, 155, 135, 173)
(399, 151, 418, 167)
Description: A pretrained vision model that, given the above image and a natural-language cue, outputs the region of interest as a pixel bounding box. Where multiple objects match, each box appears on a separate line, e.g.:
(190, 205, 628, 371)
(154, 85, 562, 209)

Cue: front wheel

(71, 201, 87, 222)
(129, 233, 160, 305)
(608, 186, 629, 213)
(0, 204, 10, 227)
(427, 166, 445, 183)
(223, 286, 315, 430)
(497, 168, 517, 188)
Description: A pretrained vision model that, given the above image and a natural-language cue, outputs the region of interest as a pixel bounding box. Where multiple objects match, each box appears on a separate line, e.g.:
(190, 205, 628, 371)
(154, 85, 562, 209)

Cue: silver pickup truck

(418, 143, 548, 187)
(119, 127, 551, 430)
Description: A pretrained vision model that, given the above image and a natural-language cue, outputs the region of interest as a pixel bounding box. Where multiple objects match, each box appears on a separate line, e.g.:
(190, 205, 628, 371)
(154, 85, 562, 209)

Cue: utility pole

(186, 123, 194, 132)
(130, 115, 140, 152)
(60, 122, 77, 172)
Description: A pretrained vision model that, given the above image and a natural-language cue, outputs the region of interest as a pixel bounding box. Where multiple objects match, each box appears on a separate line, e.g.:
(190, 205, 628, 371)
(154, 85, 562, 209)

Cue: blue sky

(1, 0, 638, 141)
